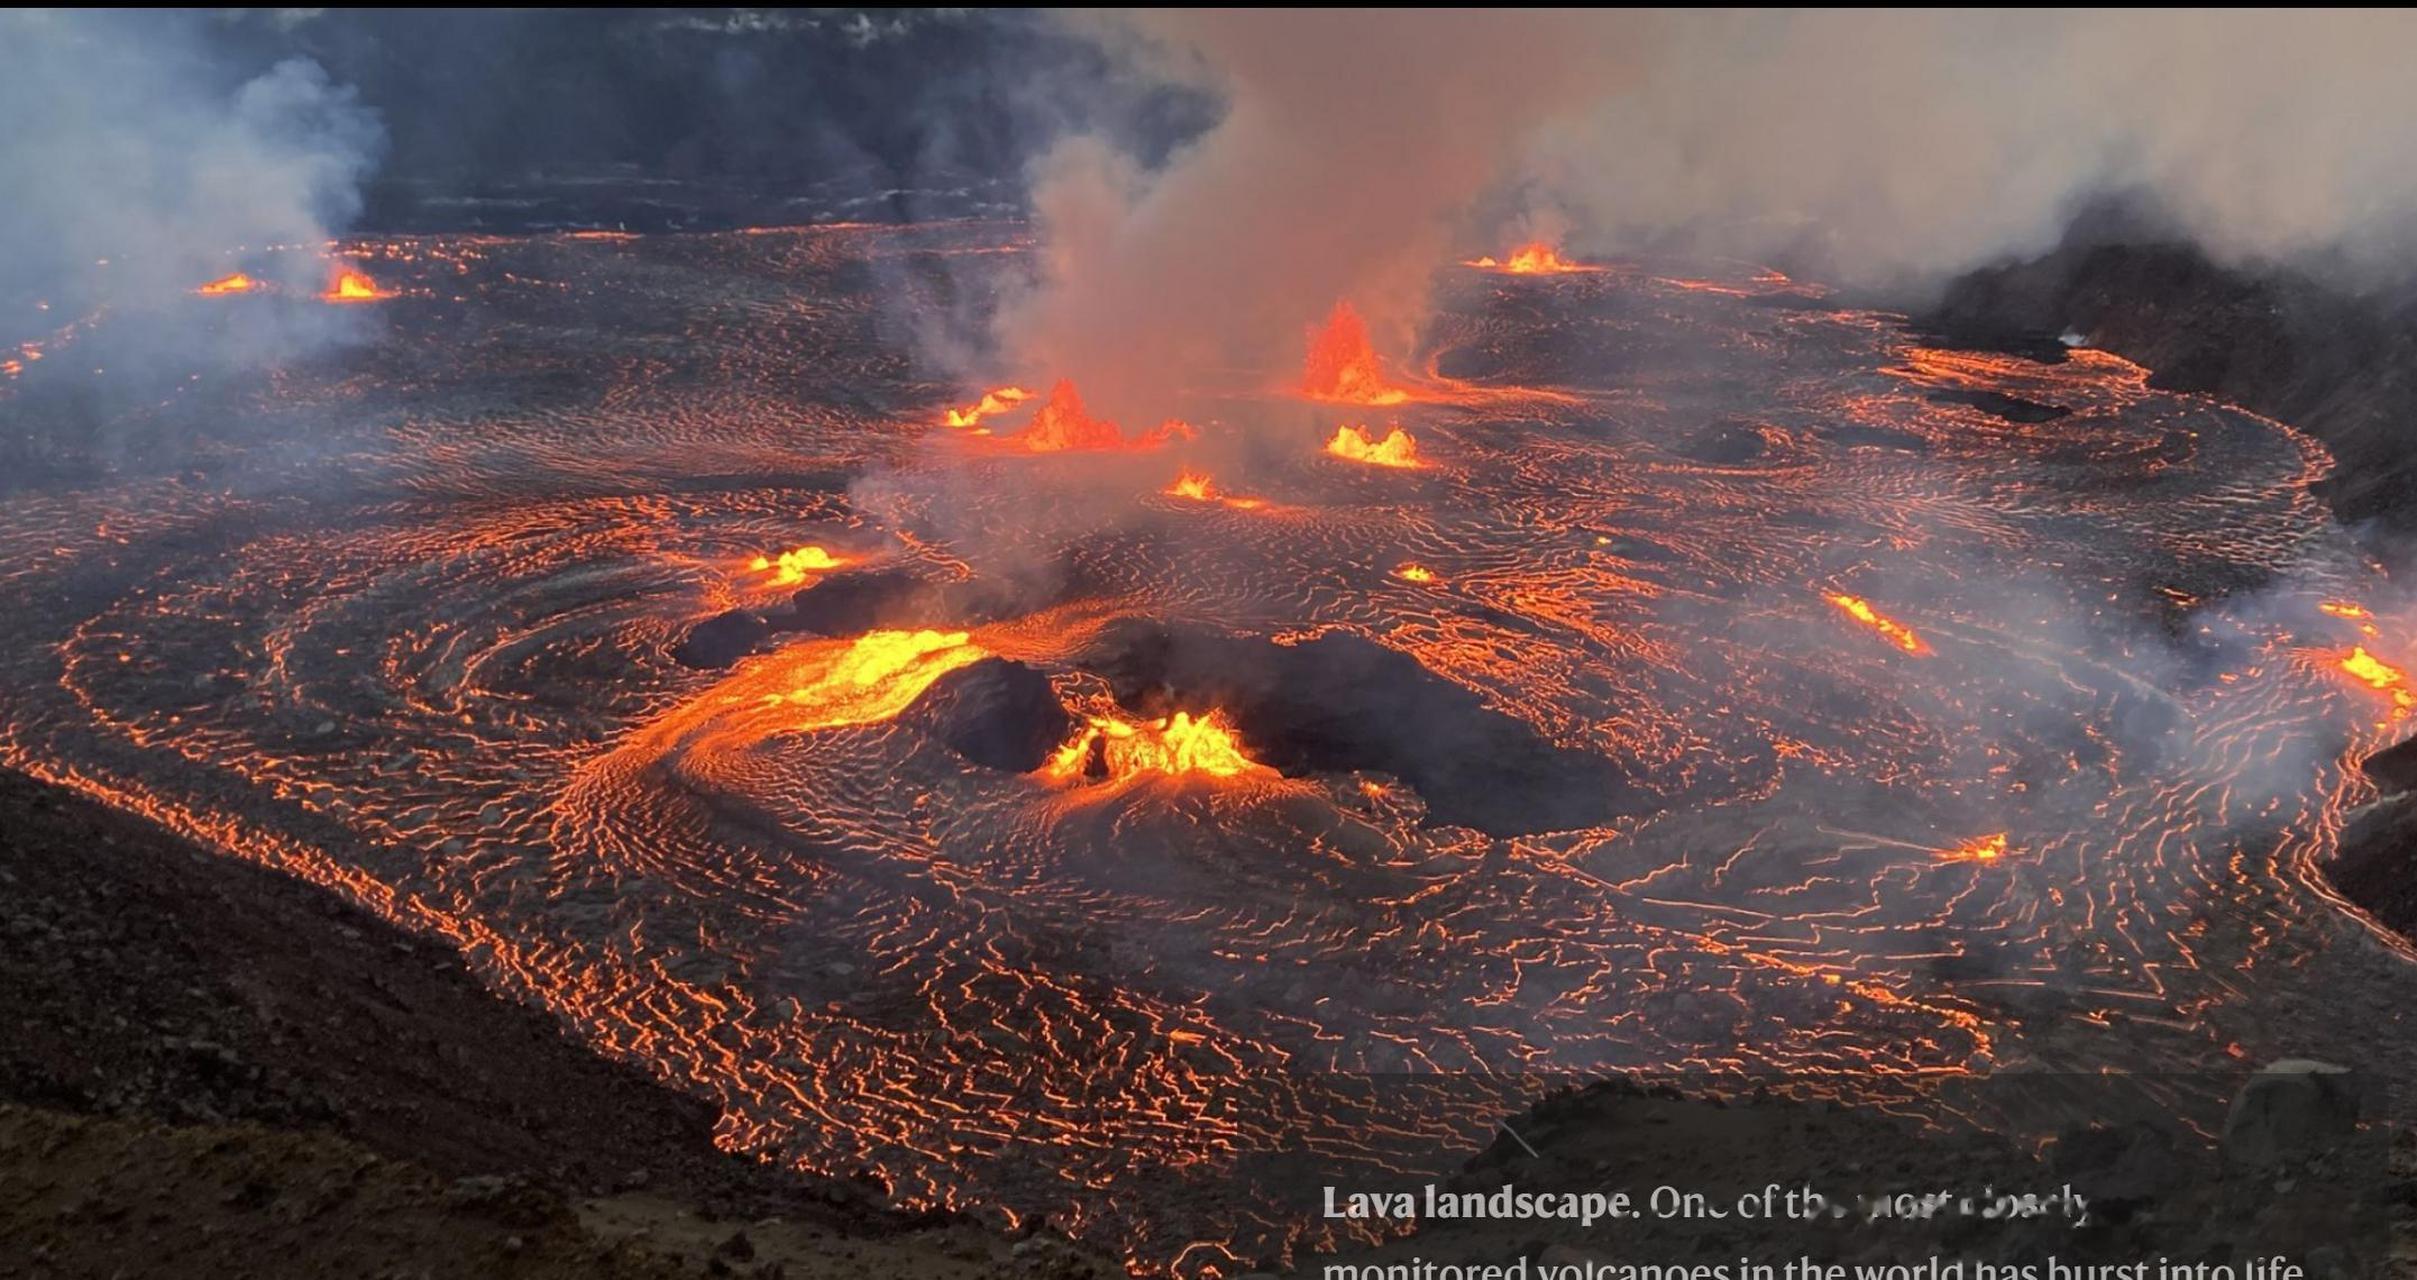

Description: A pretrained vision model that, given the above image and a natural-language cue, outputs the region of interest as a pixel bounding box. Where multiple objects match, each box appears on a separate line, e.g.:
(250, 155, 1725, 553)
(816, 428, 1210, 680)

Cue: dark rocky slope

(0, 767, 1109, 1279)
(1933, 236, 2417, 534)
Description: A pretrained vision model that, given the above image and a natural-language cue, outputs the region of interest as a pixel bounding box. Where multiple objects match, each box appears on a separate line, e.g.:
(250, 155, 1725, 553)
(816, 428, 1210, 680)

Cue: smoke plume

(1000, 11, 1649, 419)
(0, 11, 382, 344)
(1007, 9, 2417, 409)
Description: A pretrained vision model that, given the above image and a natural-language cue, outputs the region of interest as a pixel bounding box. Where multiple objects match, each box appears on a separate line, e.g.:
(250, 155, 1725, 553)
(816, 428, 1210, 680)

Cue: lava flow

(4, 219, 2409, 1278)
(195, 272, 258, 296)
(1825, 592, 1931, 656)
(760, 629, 991, 730)
(1937, 833, 2011, 862)
(751, 545, 847, 586)
(1325, 423, 1422, 468)
(945, 384, 1032, 429)
(2341, 646, 2414, 710)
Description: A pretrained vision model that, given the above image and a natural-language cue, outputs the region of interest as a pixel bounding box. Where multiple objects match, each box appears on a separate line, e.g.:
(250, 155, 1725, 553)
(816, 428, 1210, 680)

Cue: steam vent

(3, 9, 2415, 1279)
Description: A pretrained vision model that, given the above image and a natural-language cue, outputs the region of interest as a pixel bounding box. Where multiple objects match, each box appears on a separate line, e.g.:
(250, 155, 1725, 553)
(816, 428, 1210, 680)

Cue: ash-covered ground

(1, 223, 2412, 1273)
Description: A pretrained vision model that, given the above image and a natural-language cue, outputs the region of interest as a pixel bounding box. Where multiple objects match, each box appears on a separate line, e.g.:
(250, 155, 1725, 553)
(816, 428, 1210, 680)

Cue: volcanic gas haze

(995, 10, 1640, 421)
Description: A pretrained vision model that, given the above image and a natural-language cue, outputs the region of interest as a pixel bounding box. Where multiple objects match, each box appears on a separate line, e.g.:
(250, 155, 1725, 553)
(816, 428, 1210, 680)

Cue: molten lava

(1301, 301, 1408, 405)
(2341, 646, 2414, 710)
(1938, 833, 2010, 862)
(195, 272, 257, 296)
(1045, 709, 1266, 784)
(1159, 470, 1264, 510)
(761, 629, 990, 730)
(750, 546, 846, 586)
(1325, 423, 1423, 469)
(1826, 593, 1931, 656)
(1394, 564, 1439, 584)
(944, 385, 1031, 429)
(322, 267, 393, 303)
(1010, 379, 1127, 452)
(1469, 243, 1593, 275)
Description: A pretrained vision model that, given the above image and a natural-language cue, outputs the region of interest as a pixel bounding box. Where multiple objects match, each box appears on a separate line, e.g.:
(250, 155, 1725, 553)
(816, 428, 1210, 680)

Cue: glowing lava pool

(1, 222, 2411, 1274)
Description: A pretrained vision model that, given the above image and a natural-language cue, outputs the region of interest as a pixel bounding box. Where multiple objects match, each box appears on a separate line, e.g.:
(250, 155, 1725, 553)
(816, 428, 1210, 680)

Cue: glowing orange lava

(1469, 243, 1593, 275)
(944, 385, 1031, 429)
(1325, 423, 1423, 469)
(1009, 379, 1127, 452)
(760, 629, 990, 730)
(2319, 601, 2372, 620)
(1301, 301, 1408, 405)
(1394, 564, 1439, 583)
(1826, 593, 1931, 656)
(1937, 833, 2010, 862)
(1166, 471, 1216, 501)
(2341, 647, 2414, 710)
(1045, 709, 1266, 784)
(749, 546, 847, 586)
(322, 267, 393, 303)
(195, 272, 257, 296)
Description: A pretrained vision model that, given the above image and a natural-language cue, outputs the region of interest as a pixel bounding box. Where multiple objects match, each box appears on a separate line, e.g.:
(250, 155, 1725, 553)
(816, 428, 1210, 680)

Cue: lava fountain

(1467, 243, 1595, 275)
(322, 265, 394, 303)
(1325, 423, 1423, 468)
(751, 546, 848, 586)
(1045, 708, 1268, 784)
(944, 385, 1032, 429)
(1301, 301, 1409, 405)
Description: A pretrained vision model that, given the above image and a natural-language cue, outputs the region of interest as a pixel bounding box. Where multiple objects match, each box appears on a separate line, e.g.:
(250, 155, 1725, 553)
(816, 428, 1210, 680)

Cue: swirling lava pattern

(1, 223, 2411, 1274)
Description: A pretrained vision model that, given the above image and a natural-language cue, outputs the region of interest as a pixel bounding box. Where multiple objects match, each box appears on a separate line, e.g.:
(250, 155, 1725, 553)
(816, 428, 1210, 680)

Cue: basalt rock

(2221, 1059, 2361, 1169)
(1078, 620, 1643, 836)
(902, 658, 1072, 773)
(671, 610, 772, 669)
(1933, 223, 2417, 534)
(2324, 793, 2417, 939)
(2362, 734, 2417, 794)
(780, 567, 947, 637)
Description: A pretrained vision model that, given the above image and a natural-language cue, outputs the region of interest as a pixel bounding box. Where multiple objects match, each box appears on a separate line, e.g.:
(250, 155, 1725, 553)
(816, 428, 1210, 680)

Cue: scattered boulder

(2221, 1059, 2359, 1169)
